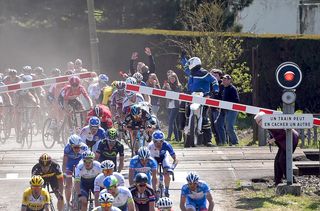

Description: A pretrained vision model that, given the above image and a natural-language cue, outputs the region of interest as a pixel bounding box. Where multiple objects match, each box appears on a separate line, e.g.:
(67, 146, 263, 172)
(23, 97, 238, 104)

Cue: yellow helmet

(30, 175, 44, 186)
(39, 153, 52, 166)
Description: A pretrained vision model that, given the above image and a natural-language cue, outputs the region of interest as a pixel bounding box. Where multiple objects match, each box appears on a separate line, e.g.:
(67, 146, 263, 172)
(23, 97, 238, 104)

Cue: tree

(169, 1, 252, 94)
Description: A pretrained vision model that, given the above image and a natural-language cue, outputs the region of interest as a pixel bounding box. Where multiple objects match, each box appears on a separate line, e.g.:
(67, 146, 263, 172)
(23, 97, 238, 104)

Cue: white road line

(6, 173, 19, 179)
(217, 151, 223, 154)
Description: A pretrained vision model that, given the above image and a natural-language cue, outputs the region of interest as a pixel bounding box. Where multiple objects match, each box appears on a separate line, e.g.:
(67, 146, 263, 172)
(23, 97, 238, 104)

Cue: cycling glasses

(84, 159, 93, 164)
(101, 202, 112, 208)
(137, 183, 147, 188)
(102, 169, 113, 174)
(107, 185, 117, 190)
(72, 145, 81, 150)
(31, 185, 42, 189)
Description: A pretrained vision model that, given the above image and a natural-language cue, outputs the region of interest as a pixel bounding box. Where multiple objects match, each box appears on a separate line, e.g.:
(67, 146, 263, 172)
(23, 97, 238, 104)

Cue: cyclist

(132, 72, 147, 86)
(109, 81, 126, 122)
(87, 104, 113, 131)
(122, 77, 145, 114)
(123, 104, 157, 152)
(62, 76, 93, 128)
(74, 151, 101, 211)
(47, 68, 64, 123)
(80, 116, 106, 152)
(92, 190, 121, 211)
(88, 74, 109, 105)
(103, 175, 136, 211)
(31, 153, 64, 211)
(148, 130, 178, 197)
(21, 175, 50, 211)
(180, 172, 214, 211)
(129, 147, 157, 191)
(95, 128, 124, 172)
(62, 134, 89, 208)
(94, 160, 125, 206)
(181, 55, 219, 147)
(129, 173, 156, 211)
(156, 197, 174, 211)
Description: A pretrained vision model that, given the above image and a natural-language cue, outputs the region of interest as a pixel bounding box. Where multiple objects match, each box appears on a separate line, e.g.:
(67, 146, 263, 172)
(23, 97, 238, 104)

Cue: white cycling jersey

(148, 142, 170, 168)
(122, 93, 145, 113)
(88, 83, 101, 101)
(113, 186, 134, 211)
(94, 172, 125, 192)
(74, 160, 101, 180)
(92, 206, 121, 211)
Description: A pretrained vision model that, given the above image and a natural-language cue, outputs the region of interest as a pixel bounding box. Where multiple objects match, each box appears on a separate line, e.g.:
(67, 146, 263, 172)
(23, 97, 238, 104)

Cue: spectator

(163, 73, 182, 142)
(218, 74, 240, 146)
(129, 47, 156, 82)
(210, 69, 224, 145)
(146, 73, 161, 115)
(254, 112, 299, 186)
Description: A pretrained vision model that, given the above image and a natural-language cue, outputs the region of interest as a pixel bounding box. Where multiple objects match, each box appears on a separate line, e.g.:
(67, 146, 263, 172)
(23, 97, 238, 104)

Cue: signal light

(284, 71, 295, 81)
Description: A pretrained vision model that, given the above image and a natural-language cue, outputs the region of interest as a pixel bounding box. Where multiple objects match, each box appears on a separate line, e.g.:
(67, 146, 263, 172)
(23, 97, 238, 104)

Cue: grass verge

(235, 188, 320, 211)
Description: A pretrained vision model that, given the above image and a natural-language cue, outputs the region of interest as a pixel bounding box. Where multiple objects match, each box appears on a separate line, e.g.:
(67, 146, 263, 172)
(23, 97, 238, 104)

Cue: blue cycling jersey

(181, 56, 219, 95)
(181, 180, 211, 209)
(64, 143, 89, 172)
(129, 155, 157, 185)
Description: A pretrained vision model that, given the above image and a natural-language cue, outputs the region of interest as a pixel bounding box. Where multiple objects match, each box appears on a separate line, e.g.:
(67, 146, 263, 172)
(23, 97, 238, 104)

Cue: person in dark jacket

(254, 112, 299, 185)
(130, 47, 155, 83)
(217, 74, 240, 145)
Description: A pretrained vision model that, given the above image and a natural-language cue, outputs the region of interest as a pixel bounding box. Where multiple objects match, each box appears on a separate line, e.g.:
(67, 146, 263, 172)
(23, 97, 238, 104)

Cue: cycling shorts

(80, 178, 95, 199)
(154, 157, 171, 169)
(186, 201, 207, 211)
(65, 159, 80, 175)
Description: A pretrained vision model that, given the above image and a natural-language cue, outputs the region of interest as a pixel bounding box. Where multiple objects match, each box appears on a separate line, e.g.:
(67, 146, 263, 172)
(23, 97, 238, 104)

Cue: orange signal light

(284, 71, 295, 81)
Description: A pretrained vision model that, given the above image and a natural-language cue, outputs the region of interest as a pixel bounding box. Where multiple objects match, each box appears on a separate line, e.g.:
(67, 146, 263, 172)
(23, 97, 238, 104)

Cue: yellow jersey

(102, 86, 113, 105)
(22, 187, 50, 211)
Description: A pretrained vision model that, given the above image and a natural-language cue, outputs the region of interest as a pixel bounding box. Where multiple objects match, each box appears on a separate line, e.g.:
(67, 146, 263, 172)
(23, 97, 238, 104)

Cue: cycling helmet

(68, 134, 82, 146)
(186, 172, 199, 183)
(69, 76, 80, 86)
(134, 173, 148, 184)
(34, 66, 44, 74)
(0, 82, 4, 86)
(152, 130, 164, 142)
(137, 147, 151, 159)
(75, 59, 82, 66)
(22, 75, 33, 82)
(99, 189, 114, 203)
(130, 104, 141, 116)
(89, 116, 100, 127)
(23, 65, 32, 74)
(188, 57, 202, 70)
(125, 77, 137, 85)
(115, 81, 126, 90)
(8, 69, 17, 75)
(103, 175, 118, 189)
(101, 160, 115, 170)
(98, 74, 109, 84)
(51, 68, 61, 76)
(133, 72, 143, 82)
(82, 151, 95, 160)
(156, 197, 173, 209)
(94, 105, 101, 117)
(107, 128, 118, 140)
(39, 153, 52, 166)
(30, 175, 44, 186)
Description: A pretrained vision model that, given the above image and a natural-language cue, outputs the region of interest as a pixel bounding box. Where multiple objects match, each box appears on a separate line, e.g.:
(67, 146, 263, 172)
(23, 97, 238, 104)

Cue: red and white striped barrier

(0, 72, 97, 93)
(125, 84, 320, 127)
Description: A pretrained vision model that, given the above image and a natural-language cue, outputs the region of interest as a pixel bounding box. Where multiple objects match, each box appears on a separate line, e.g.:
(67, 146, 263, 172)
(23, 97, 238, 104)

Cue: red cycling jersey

(63, 85, 91, 103)
(87, 104, 113, 128)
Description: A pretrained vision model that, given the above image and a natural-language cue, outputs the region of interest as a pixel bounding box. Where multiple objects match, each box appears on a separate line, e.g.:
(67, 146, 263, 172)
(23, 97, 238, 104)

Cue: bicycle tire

(0, 119, 6, 144)
(42, 118, 56, 149)
(60, 119, 69, 147)
(3, 113, 11, 139)
(25, 122, 33, 149)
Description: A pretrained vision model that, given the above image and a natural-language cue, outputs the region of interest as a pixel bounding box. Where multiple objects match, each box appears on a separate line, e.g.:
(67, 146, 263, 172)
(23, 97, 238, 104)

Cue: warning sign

(261, 114, 314, 129)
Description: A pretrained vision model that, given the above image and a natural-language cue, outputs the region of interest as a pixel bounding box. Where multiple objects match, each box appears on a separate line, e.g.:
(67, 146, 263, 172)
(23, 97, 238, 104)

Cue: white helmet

(68, 134, 82, 146)
(99, 189, 114, 203)
(125, 77, 137, 85)
(133, 72, 143, 82)
(156, 197, 173, 209)
(98, 74, 109, 84)
(22, 75, 33, 82)
(101, 160, 115, 170)
(188, 57, 201, 70)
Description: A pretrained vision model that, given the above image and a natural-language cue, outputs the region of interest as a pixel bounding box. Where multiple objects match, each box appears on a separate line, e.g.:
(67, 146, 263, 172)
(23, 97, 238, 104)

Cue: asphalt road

(0, 133, 305, 211)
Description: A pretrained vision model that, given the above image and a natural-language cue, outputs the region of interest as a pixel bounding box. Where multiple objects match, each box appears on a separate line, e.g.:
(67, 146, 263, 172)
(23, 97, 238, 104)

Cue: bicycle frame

(44, 182, 56, 211)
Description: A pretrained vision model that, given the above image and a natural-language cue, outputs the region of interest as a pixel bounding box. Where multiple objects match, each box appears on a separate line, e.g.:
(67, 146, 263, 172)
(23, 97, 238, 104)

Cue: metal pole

(87, 0, 100, 73)
(283, 98, 295, 185)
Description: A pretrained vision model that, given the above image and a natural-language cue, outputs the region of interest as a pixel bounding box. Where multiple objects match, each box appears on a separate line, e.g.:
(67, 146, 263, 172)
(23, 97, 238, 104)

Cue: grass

(97, 28, 320, 40)
(235, 188, 320, 211)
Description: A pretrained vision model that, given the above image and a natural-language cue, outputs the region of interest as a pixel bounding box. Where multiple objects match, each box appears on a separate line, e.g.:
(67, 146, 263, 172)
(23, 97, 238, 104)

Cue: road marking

(217, 151, 223, 154)
(6, 173, 19, 179)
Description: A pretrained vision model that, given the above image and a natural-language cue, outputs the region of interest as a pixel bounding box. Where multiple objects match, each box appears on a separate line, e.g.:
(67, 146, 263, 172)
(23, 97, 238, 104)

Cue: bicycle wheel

(60, 119, 69, 147)
(42, 118, 56, 149)
(25, 122, 33, 149)
(0, 119, 6, 144)
(128, 132, 136, 157)
(3, 113, 11, 139)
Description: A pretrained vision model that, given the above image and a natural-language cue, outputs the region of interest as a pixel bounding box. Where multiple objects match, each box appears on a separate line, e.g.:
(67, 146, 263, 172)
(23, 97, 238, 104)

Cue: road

(0, 133, 305, 211)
